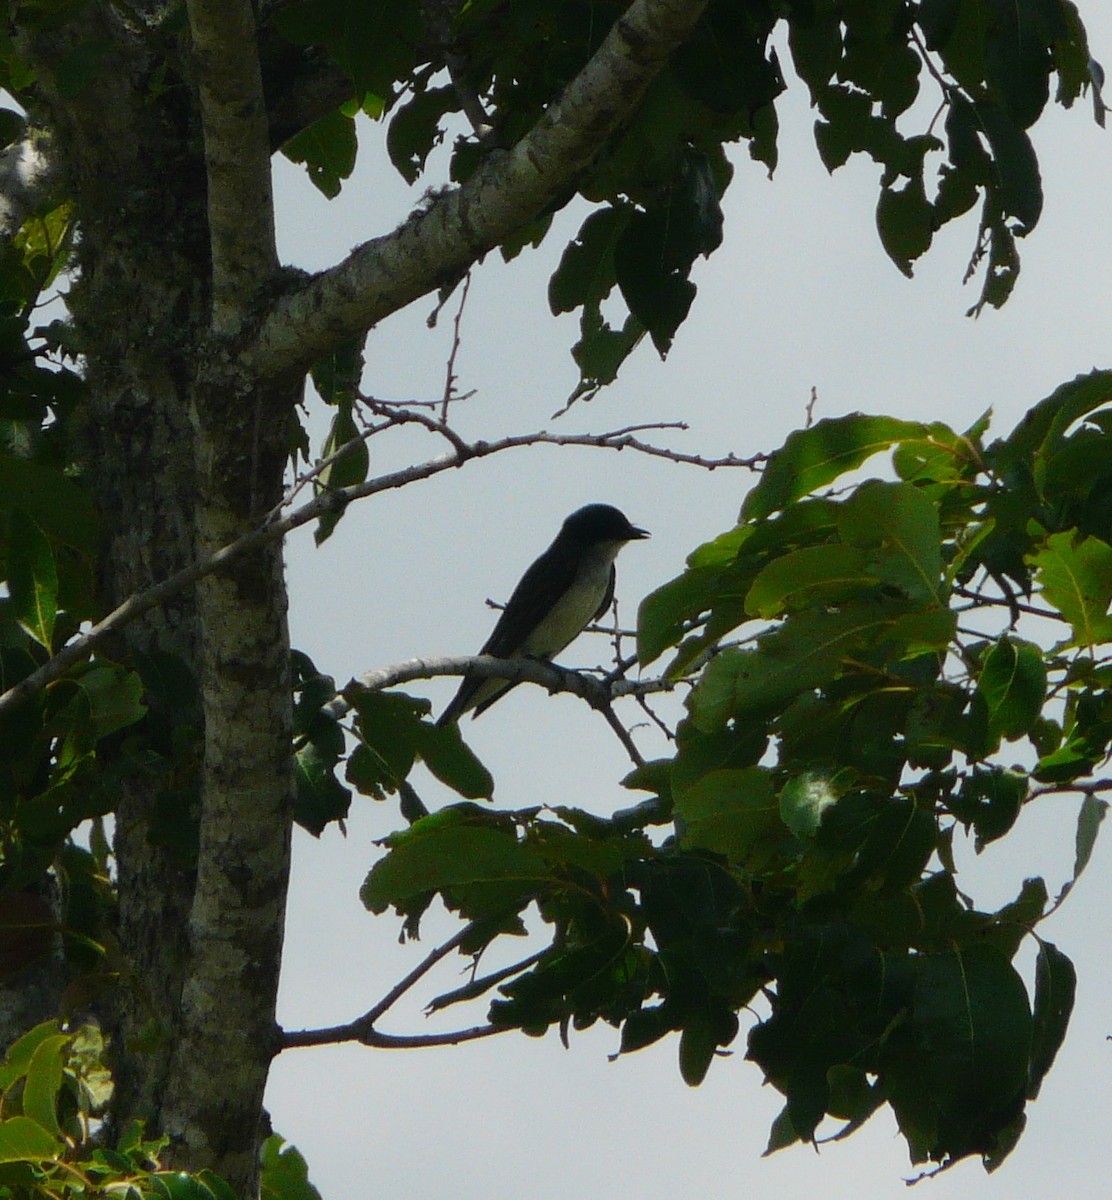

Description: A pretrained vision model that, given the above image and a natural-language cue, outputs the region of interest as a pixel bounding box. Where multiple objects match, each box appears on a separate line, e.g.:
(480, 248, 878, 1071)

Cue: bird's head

(561, 504, 649, 545)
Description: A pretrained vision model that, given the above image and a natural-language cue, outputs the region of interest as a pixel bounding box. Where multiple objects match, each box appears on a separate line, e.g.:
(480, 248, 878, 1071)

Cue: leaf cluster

(0, 1020, 319, 1199)
(363, 372, 1112, 1171)
(266, 0, 1101, 386)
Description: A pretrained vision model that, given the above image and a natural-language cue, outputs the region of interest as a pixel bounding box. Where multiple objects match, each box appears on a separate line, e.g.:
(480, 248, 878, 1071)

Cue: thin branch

(281, 919, 505, 1050)
(359, 919, 480, 1028)
(439, 271, 472, 421)
(187, 0, 278, 332)
(0, 422, 739, 716)
(245, 0, 713, 382)
(284, 1021, 505, 1051)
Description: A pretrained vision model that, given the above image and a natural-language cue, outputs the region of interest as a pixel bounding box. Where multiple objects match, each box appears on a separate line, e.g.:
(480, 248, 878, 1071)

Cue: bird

(437, 504, 649, 725)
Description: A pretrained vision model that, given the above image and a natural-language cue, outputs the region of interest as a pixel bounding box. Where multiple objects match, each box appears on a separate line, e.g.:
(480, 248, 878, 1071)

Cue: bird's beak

(630, 525, 650, 540)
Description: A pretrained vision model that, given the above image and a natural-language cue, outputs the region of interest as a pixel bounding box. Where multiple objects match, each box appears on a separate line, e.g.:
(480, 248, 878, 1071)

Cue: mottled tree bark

(0, 0, 708, 1194)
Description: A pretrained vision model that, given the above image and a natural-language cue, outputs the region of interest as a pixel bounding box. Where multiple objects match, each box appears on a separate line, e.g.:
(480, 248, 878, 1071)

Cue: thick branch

(187, 0, 278, 331)
(247, 0, 710, 381)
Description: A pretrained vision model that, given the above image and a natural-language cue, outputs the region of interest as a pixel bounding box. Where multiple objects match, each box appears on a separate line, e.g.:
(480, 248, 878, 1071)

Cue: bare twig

(0, 421, 749, 717)
(281, 919, 507, 1050)
(439, 271, 472, 421)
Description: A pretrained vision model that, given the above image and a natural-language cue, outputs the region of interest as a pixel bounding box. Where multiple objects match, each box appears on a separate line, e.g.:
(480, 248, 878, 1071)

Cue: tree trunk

(16, 9, 294, 1193)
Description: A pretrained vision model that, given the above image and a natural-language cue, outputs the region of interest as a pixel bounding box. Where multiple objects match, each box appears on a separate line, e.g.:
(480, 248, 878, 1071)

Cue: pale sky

(268, 12, 1112, 1198)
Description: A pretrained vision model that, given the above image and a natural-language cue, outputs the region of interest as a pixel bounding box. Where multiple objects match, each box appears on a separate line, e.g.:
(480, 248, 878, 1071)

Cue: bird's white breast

(519, 541, 621, 659)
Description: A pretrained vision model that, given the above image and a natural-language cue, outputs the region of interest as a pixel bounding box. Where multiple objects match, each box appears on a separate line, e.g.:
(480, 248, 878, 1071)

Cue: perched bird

(437, 504, 649, 725)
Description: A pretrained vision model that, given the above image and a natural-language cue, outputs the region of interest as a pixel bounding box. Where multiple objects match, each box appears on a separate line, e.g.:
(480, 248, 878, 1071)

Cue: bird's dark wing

(593, 564, 617, 623)
(480, 543, 580, 657)
(437, 540, 578, 725)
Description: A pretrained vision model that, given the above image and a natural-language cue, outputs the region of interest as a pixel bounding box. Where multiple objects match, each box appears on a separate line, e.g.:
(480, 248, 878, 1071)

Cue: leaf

(0, 1115, 60, 1163)
(260, 1135, 323, 1200)
(275, 0, 420, 101)
(386, 85, 456, 184)
(361, 818, 548, 913)
(689, 603, 900, 731)
(779, 771, 841, 839)
(22, 1034, 67, 1135)
(762, 1105, 800, 1155)
(745, 544, 870, 618)
(1026, 941, 1075, 1100)
(1030, 531, 1112, 647)
(282, 109, 357, 199)
(678, 1017, 716, 1087)
(613, 209, 697, 357)
(976, 636, 1047, 741)
(1053, 793, 1108, 907)
(548, 207, 628, 314)
(951, 766, 1026, 850)
(314, 403, 368, 545)
(6, 510, 57, 649)
(886, 944, 1032, 1163)
(876, 176, 934, 275)
(838, 480, 943, 603)
(674, 766, 780, 863)
(0, 1022, 62, 1091)
(977, 99, 1044, 232)
(416, 724, 494, 800)
(742, 414, 929, 520)
(0, 453, 99, 552)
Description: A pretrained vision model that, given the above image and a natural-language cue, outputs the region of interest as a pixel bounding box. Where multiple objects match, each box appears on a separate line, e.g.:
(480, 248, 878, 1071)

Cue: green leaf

(0, 1115, 60, 1163)
(743, 414, 929, 520)
(0, 453, 99, 552)
(416, 723, 494, 800)
(614, 209, 696, 357)
(22, 1034, 68, 1134)
(0, 108, 26, 151)
(1056, 793, 1108, 906)
(951, 766, 1026, 849)
(260, 1135, 323, 1200)
(745, 544, 870, 618)
(977, 99, 1044, 232)
(674, 766, 780, 863)
(275, 0, 420, 101)
(779, 771, 841, 839)
(1027, 941, 1075, 1100)
(690, 603, 901, 731)
(977, 636, 1047, 740)
(386, 85, 456, 184)
(314, 403, 368, 545)
(294, 744, 351, 836)
(876, 176, 934, 275)
(6, 510, 56, 649)
(361, 816, 549, 913)
(1030, 531, 1112, 646)
(678, 1016, 717, 1087)
(838, 480, 943, 603)
(0, 1022, 62, 1091)
(282, 109, 357, 199)
(762, 1105, 800, 1155)
(887, 944, 1031, 1162)
(55, 39, 113, 99)
(350, 691, 426, 783)
(548, 207, 628, 314)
